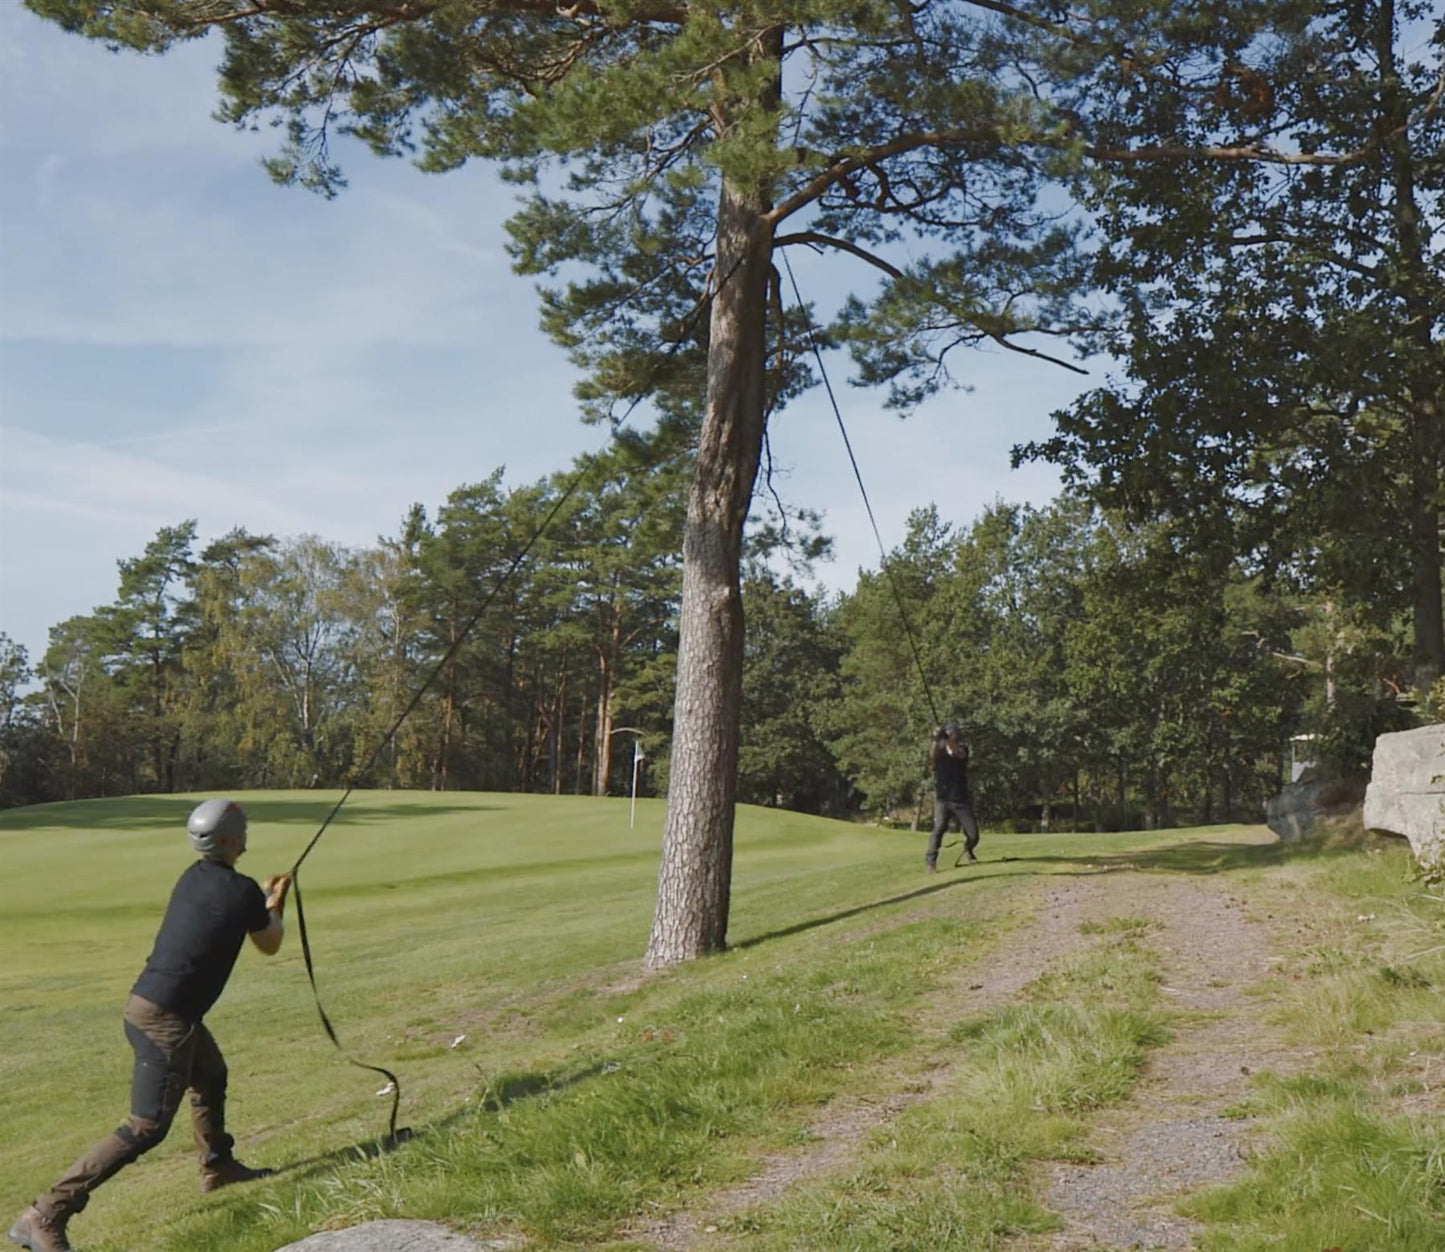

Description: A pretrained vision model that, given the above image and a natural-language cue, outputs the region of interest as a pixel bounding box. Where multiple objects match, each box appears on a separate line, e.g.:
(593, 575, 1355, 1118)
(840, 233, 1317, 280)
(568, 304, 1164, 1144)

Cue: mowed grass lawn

(3, 793, 1270, 1251)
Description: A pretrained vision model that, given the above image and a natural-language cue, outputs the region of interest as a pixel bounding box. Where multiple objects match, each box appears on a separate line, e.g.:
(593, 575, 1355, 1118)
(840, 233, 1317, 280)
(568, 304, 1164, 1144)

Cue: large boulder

(274, 1220, 519, 1252)
(1364, 724, 1445, 866)
(1265, 773, 1368, 843)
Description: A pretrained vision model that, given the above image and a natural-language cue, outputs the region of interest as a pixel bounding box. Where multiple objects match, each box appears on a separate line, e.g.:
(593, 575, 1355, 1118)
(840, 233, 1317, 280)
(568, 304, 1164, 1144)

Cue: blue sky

(0, 3, 1095, 671)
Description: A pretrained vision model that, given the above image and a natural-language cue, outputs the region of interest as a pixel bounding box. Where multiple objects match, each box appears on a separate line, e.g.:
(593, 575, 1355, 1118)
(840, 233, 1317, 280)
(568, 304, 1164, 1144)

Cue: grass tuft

(1077, 915, 1158, 936)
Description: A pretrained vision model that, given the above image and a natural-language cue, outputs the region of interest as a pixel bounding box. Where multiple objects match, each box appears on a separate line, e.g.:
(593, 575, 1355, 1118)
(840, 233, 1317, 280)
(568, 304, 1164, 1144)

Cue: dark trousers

(37, 995, 234, 1220)
(927, 797, 979, 865)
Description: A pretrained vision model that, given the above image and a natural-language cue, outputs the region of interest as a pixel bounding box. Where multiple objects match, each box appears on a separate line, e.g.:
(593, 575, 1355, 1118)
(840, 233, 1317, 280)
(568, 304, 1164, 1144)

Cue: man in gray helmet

(9, 800, 291, 1252)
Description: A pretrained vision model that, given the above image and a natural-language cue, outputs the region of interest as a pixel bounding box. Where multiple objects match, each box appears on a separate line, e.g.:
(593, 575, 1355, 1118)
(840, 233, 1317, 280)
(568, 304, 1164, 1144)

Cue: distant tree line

(0, 446, 1419, 827)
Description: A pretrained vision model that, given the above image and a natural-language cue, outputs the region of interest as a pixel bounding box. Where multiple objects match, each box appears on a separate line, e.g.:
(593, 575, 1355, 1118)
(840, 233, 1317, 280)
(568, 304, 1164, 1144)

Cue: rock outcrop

(1265, 773, 1368, 843)
(1364, 724, 1445, 866)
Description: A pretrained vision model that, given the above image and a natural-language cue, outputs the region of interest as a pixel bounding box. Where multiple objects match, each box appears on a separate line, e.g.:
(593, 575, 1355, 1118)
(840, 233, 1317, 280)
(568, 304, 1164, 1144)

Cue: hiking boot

(7, 1207, 73, 1252)
(198, 1159, 274, 1194)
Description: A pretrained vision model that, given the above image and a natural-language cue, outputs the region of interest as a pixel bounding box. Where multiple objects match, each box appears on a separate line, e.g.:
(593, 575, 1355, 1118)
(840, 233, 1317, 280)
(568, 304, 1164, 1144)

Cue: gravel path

(630, 870, 1130, 1250)
(1036, 876, 1303, 1251)
(634, 859, 1304, 1252)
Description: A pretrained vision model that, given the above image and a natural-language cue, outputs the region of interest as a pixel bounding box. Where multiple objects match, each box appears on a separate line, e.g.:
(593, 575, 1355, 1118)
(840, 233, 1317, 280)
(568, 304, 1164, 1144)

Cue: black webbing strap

(290, 871, 404, 1139)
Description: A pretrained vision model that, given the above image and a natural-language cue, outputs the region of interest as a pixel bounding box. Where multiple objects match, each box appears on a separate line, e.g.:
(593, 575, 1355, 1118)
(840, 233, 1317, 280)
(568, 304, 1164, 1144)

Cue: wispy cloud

(770, 386, 1066, 584)
(0, 426, 319, 534)
(1, 8, 516, 355)
(94, 422, 251, 449)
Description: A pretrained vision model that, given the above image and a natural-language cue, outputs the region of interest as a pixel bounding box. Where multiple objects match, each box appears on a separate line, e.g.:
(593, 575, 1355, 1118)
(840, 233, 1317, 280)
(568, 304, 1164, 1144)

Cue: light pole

(610, 727, 646, 829)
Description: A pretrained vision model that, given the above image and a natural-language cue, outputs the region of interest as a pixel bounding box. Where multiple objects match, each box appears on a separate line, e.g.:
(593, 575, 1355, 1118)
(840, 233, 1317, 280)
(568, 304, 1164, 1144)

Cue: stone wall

(1363, 724, 1445, 867)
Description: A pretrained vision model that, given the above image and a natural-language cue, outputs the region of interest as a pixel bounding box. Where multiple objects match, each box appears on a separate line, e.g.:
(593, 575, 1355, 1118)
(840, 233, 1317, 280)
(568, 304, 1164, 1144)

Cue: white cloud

(0, 9, 239, 160)
(4, 174, 515, 350)
(0, 423, 318, 659)
(1, 5, 519, 354)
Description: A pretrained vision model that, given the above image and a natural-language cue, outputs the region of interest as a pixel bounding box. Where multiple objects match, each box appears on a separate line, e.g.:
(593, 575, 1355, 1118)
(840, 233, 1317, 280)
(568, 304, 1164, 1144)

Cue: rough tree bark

(644, 173, 773, 969)
(552, 652, 568, 794)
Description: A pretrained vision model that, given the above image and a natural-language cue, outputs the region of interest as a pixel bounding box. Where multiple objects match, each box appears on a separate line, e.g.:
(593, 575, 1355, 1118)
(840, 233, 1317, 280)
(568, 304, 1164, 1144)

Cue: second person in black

(927, 723, 979, 872)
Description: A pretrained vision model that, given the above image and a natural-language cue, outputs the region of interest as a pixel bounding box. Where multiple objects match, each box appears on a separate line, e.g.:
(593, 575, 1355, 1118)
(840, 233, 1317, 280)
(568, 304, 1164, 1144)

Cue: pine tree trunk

(552, 654, 567, 795)
(575, 699, 588, 794)
(1407, 396, 1443, 697)
(522, 667, 540, 791)
(645, 174, 773, 969)
(593, 631, 619, 795)
(151, 645, 164, 789)
(434, 640, 455, 791)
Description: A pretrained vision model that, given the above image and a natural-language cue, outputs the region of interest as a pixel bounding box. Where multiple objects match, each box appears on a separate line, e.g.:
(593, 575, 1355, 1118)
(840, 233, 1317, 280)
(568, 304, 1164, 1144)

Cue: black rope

(284, 255, 740, 1139)
(286, 477, 585, 1142)
(778, 251, 943, 728)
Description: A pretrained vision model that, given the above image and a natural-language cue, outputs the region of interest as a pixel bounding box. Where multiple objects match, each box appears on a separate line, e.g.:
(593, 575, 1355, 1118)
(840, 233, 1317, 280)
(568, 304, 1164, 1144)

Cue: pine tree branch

(1229, 233, 1380, 279)
(1086, 141, 1368, 167)
(985, 334, 1089, 374)
(183, 0, 687, 27)
(957, 0, 1116, 57)
(770, 125, 1377, 226)
(774, 232, 904, 279)
(768, 128, 1003, 223)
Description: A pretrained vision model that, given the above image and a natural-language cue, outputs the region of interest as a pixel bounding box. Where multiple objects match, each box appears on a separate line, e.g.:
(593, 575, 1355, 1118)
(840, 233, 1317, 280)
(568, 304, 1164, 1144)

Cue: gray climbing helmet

(187, 798, 248, 860)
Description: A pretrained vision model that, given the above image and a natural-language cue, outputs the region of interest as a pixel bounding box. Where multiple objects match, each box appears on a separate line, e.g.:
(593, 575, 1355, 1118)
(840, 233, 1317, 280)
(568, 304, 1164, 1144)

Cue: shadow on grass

(735, 832, 1369, 952)
(0, 795, 498, 831)
(998, 834, 1374, 877)
(270, 1128, 418, 1178)
(727, 864, 1109, 950)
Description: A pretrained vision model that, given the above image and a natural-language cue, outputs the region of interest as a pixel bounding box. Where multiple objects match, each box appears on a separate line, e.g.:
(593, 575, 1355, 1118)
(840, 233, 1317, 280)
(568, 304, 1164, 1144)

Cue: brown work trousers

(36, 994, 235, 1221)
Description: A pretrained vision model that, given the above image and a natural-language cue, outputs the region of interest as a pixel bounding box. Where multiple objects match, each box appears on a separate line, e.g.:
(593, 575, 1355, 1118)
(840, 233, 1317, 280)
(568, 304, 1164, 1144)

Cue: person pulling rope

(9, 801, 290, 1252)
(927, 722, 981, 872)
(780, 252, 984, 870)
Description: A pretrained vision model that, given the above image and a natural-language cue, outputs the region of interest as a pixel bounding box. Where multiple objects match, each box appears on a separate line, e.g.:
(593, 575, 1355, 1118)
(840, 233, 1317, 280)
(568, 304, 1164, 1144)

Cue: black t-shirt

(132, 860, 270, 1022)
(934, 745, 971, 803)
